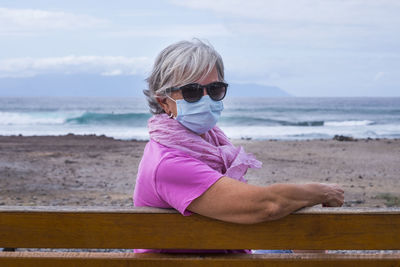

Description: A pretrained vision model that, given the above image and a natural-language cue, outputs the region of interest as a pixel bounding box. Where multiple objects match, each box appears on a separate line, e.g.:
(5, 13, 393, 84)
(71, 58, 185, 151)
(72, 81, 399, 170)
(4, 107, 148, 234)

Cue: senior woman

(133, 39, 344, 254)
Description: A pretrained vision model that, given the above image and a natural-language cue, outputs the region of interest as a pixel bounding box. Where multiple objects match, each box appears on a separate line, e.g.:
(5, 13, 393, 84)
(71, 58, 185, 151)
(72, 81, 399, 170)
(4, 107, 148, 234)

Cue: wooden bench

(0, 206, 400, 266)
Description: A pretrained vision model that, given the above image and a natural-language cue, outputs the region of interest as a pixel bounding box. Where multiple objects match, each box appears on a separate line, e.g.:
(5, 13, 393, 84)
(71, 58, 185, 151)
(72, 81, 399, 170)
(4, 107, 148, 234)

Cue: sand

(1, 134, 399, 208)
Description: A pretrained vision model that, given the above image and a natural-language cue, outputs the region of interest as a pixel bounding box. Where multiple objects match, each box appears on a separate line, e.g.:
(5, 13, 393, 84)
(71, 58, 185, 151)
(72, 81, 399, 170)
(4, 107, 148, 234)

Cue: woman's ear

(156, 97, 170, 114)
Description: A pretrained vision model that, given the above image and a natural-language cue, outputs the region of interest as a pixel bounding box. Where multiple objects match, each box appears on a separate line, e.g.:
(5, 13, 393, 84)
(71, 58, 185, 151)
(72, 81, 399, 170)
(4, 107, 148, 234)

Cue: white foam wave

(0, 112, 74, 125)
(220, 124, 400, 140)
(324, 120, 374, 127)
(0, 119, 398, 140)
(0, 124, 150, 140)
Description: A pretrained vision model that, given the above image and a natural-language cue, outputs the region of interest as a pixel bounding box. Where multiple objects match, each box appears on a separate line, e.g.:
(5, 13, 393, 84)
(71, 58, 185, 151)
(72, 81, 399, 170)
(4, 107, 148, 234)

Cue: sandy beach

(1, 135, 399, 208)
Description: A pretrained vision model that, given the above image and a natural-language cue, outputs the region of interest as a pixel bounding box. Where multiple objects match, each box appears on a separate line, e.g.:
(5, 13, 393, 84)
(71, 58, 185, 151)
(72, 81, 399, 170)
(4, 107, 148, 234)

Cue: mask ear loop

(161, 89, 176, 119)
(165, 92, 177, 103)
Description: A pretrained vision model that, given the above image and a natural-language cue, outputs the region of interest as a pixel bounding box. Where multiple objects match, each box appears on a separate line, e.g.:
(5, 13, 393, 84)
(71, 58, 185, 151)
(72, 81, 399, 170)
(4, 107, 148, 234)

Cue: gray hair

(144, 39, 225, 114)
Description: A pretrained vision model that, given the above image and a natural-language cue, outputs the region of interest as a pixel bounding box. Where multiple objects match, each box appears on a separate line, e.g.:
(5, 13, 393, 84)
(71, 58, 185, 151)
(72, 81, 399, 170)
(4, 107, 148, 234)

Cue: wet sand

(1, 135, 399, 208)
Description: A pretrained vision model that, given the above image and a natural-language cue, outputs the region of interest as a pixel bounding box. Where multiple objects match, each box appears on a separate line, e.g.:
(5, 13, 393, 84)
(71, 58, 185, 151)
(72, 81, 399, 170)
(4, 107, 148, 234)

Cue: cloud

(373, 71, 385, 81)
(0, 56, 152, 78)
(106, 24, 231, 38)
(101, 69, 123, 76)
(169, 0, 400, 47)
(170, 0, 400, 25)
(0, 7, 108, 35)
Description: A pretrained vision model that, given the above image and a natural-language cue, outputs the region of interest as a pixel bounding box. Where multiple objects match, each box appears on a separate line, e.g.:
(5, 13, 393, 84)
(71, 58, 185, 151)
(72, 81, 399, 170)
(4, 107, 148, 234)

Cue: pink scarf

(148, 114, 262, 181)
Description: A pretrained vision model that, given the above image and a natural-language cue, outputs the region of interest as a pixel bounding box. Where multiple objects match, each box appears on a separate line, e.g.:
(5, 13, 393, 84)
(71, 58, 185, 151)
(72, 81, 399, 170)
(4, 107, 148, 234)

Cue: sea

(0, 97, 399, 140)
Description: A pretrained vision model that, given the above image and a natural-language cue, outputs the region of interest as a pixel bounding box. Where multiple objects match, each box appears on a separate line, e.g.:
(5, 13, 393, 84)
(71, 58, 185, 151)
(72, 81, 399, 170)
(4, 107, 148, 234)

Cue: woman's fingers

(321, 184, 344, 207)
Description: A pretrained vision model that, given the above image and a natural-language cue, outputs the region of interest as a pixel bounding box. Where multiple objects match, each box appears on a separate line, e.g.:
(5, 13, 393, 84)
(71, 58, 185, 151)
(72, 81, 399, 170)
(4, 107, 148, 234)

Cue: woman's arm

(187, 176, 344, 224)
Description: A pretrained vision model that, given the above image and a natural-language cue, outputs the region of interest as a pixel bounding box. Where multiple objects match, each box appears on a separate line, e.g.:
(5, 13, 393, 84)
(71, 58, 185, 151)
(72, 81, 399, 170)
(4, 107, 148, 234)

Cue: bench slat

(0, 252, 400, 267)
(1, 207, 400, 250)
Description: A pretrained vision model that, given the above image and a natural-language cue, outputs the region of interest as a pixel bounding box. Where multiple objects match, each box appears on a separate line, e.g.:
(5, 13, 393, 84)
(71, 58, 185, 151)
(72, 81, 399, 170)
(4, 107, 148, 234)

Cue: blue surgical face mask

(168, 95, 224, 134)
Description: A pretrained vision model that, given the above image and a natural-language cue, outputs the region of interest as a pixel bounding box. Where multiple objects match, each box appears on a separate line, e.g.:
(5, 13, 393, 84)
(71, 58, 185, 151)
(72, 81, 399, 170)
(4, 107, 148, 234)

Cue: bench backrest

(1, 206, 400, 250)
(1, 206, 400, 266)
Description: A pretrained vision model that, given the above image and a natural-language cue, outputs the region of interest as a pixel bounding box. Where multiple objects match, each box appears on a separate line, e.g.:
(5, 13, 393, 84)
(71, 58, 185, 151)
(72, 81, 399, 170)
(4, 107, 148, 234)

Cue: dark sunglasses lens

(208, 83, 227, 101)
(181, 85, 203, 103)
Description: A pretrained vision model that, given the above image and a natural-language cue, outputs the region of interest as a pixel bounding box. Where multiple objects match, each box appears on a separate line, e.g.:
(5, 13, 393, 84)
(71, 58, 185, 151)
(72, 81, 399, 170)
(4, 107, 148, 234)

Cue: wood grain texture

(1, 207, 400, 250)
(0, 252, 400, 267)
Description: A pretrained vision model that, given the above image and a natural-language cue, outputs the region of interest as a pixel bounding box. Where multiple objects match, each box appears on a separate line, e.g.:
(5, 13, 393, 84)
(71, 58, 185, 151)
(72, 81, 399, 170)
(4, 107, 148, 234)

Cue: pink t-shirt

(133, 139, 250, 254)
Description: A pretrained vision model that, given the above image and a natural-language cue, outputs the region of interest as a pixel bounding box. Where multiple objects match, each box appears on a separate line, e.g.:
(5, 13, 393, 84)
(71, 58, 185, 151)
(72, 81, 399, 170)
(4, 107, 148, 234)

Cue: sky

(0, 0, 399, 97)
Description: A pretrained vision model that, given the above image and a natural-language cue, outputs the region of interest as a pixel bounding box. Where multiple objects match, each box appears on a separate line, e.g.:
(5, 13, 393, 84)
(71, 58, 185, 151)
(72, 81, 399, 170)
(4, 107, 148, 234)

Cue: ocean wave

(325, 120, 374, 127)
(220, 124, 400, 140)
(0, 111, 152, 127)
(0, 112, 65, 125)
(1, 121, 399, 141)
(1, 97, 399, 140)
(0, 111, 379, 130)
(220, 117, 377, 127)
(65, 112, 151, 126)
(219, 116, 324, 127)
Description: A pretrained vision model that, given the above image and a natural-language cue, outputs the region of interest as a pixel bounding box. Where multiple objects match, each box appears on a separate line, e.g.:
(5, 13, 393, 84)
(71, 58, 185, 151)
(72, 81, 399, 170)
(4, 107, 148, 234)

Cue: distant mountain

(0, 74, 291, 97)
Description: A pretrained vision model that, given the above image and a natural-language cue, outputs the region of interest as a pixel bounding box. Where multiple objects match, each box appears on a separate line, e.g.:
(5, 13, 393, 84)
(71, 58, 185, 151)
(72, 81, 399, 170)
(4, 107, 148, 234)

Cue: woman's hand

(318, 183, 344, 207)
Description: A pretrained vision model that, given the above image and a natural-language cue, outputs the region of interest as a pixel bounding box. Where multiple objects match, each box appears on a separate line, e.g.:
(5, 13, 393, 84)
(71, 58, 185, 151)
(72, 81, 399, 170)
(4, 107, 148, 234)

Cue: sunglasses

(166, 82, 228, 103)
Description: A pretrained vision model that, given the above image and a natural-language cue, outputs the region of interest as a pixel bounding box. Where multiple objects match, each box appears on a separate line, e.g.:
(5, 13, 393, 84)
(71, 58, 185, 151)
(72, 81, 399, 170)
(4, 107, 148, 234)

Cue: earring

(168, 113, 174, 119)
